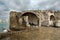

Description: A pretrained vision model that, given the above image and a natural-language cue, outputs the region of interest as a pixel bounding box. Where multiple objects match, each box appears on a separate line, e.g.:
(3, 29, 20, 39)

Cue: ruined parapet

(10, 11, 24, 30)
(10, 11, 17, 28)
(10, 10, 42, 30)
(10, 10, 60, 31)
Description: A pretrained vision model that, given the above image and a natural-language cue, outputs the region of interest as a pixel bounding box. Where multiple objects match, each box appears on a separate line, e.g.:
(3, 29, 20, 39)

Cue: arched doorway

(49, 15, 55, 26)
(50, 15, 55, 21)
(21, 12, 39, 27)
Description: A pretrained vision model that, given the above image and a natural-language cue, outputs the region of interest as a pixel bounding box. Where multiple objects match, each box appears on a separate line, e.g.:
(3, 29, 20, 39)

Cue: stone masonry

(10, 10, 60, 30)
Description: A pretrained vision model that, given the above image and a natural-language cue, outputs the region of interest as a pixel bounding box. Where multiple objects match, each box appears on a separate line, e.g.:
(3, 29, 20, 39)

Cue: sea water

(0, 22, 9, 33)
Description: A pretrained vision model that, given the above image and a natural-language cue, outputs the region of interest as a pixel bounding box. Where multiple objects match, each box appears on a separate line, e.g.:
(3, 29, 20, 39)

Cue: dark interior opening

(21, 12, 39, 26)
(50, 15, 55, 21)
(50, 15, 56, 27)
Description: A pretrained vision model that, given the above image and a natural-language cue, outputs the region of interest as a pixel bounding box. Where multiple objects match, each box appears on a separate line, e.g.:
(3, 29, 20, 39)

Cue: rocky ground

(0, 26, 60, 40)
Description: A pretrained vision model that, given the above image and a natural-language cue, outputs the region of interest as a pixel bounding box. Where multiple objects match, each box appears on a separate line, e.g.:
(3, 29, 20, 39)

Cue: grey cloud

(0, 0, 60, 11)
(0, 0, 60, 30)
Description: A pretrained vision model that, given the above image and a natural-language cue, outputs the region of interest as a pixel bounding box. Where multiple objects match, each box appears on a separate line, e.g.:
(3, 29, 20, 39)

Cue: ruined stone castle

(10, 10, 60, 30)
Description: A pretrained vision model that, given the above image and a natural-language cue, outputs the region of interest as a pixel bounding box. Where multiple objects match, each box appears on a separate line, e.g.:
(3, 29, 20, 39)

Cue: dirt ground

(0, 26, 60, 40)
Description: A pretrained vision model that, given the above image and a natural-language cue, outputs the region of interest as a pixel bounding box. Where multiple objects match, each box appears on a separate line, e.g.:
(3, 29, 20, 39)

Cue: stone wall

(10, 11, 17, 28)
(54, 12, 60, 20)
(10, 10, 60, 30)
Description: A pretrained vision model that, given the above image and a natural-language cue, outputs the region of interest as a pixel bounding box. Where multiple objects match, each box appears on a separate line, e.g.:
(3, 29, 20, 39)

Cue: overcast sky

(0, 0, 60, 23)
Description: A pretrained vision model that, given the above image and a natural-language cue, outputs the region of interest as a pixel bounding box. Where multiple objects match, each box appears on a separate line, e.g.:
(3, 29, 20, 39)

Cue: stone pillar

(19, 18, 22, 25)
(47, 15, 50, 26)
(39, 18, 41, 27)
(24, 16, 30, 27)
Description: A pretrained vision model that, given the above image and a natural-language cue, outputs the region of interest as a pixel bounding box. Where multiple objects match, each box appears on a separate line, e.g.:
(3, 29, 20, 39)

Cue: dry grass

(0, 26, 60, 40)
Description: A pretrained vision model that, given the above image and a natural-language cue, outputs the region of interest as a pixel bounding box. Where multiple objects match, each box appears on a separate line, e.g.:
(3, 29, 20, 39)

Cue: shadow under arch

(50, 15, 55, 21)
(50, 15, 56, 27)
(21, 12, 39, 26)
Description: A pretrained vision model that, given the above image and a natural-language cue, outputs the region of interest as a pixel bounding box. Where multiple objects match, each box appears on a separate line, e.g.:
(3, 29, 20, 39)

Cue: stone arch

(49, 15, 55, 26)
(50, 15, 55, 21)
(20, 12, 39, 27)
(21, 12, 39, 19)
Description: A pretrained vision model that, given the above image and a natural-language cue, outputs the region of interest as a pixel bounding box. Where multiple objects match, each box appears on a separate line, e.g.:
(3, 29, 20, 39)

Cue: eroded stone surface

(10, 10, 60, 29)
